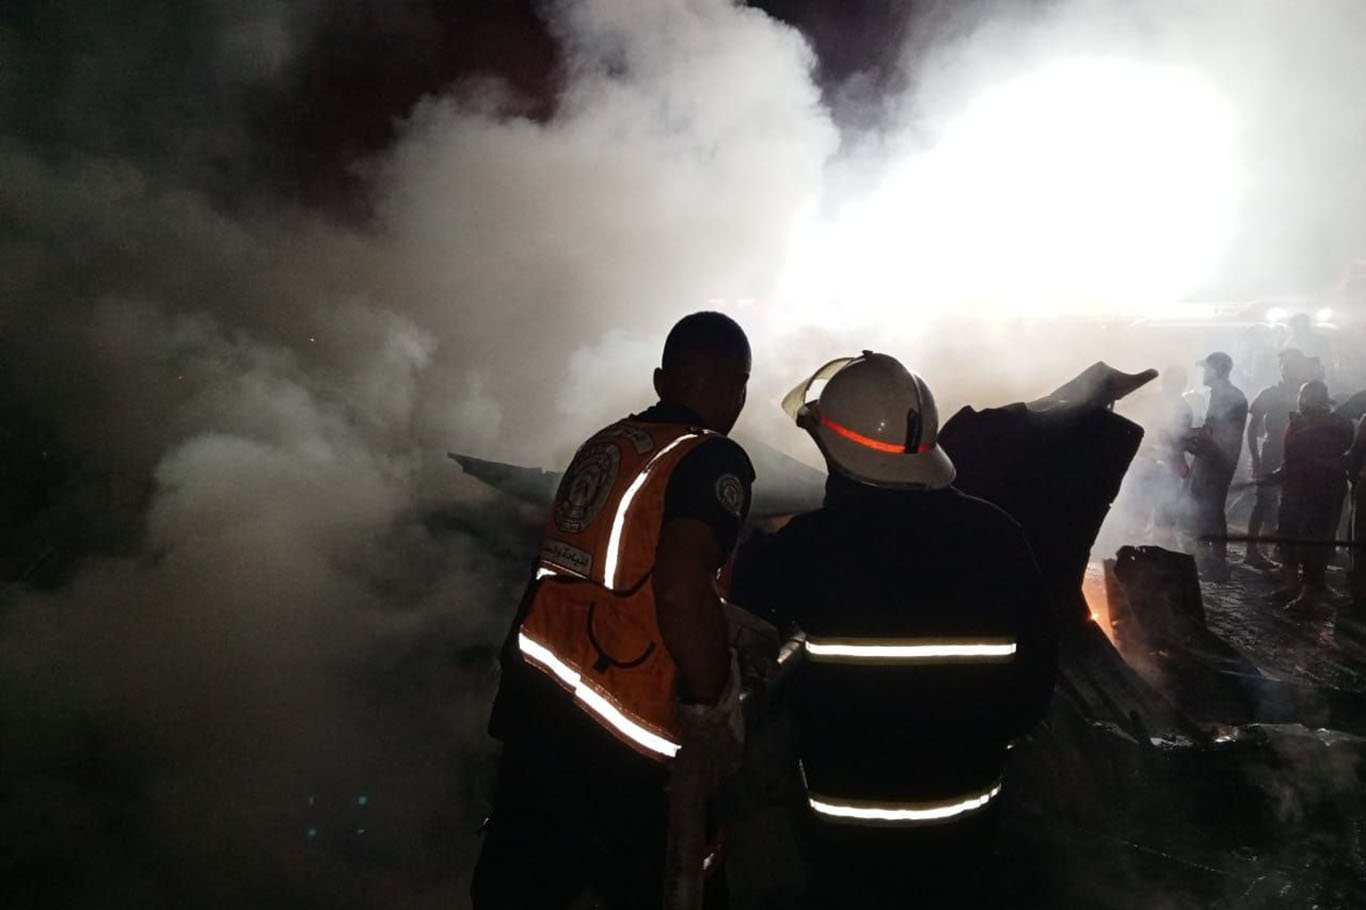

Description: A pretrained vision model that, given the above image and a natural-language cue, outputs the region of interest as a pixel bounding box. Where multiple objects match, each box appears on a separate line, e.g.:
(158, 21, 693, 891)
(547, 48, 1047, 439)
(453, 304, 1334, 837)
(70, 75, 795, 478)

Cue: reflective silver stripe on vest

(601, 432, 704, 590)
(518, 631, 681, 759)
(803, 636, 1017, 664)
(808, 780, 1003, 825)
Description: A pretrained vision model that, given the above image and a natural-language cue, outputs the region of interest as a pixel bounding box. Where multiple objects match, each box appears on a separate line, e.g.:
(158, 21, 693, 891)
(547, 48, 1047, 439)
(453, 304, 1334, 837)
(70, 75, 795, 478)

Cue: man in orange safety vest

(473, 311, 755, 909)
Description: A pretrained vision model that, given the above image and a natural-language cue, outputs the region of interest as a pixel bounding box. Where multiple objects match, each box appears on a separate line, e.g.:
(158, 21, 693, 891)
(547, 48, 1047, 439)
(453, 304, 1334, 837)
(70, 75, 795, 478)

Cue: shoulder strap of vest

(596, 423, 717, 591)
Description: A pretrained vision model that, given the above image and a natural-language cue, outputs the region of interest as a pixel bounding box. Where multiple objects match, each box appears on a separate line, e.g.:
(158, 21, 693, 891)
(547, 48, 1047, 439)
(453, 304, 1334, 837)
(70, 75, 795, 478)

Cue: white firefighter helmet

(781, 351, 956, 489)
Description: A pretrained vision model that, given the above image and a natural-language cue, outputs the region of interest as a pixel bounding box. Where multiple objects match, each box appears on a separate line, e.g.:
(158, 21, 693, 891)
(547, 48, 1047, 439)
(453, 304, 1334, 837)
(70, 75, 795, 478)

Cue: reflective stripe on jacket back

(519, 419, 717, 760)
(799, 631, 1018, 825)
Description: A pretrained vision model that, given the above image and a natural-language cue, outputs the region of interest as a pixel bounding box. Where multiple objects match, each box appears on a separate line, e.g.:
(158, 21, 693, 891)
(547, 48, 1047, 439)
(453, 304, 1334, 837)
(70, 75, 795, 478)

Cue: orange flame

(1082, 562, 1117, 645)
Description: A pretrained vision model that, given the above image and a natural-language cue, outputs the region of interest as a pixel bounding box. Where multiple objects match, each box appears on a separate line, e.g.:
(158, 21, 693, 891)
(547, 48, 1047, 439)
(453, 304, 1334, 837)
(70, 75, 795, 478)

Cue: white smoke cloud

(0, 1, 836, 905)
(890, 0, 1366, 303)
(376, 0, 836, 462)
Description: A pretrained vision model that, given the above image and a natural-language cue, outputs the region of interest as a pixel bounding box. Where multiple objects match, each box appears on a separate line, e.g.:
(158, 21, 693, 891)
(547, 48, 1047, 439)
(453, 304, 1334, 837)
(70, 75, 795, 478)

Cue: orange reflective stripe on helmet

(817, 413, 934, 454)
(818, 413, 906, 453)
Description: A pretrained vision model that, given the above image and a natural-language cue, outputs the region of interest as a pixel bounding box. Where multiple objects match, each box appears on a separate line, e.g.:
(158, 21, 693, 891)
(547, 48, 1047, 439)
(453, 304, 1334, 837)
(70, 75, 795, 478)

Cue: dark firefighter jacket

(732, 482, 1057, 825)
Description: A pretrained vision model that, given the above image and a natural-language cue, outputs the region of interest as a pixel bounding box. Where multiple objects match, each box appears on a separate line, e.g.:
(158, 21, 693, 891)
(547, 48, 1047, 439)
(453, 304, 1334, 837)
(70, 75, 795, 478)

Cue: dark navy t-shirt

(633, 401, 754, 554)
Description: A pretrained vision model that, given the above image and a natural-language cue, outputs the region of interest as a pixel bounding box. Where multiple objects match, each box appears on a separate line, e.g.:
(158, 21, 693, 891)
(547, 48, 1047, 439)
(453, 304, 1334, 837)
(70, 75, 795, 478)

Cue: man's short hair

(661, 311, 751, 374)
(1202, 351, 1233, 377)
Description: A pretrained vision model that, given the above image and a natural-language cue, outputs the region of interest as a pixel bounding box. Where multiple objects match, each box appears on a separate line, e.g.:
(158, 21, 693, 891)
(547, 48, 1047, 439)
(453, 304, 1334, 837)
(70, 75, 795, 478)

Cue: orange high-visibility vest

(518, 418, 725, 761)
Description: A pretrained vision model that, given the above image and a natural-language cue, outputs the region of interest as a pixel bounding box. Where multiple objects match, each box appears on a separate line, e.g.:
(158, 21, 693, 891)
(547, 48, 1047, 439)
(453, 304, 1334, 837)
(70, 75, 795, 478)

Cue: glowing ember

(1082, 561, 1117, 645)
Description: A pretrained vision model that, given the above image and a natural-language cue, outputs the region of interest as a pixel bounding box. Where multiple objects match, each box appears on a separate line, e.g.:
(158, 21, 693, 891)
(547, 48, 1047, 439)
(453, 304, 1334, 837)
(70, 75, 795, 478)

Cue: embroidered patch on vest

(539, 539, 593, 576)
(714, 473, 745, 518)
(601, 424, 655, 455)
(554, 441, 620, 534)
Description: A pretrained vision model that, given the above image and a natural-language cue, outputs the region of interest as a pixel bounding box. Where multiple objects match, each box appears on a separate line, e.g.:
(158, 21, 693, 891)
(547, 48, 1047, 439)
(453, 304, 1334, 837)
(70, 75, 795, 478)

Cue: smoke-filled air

(3, 0, 1366, 907)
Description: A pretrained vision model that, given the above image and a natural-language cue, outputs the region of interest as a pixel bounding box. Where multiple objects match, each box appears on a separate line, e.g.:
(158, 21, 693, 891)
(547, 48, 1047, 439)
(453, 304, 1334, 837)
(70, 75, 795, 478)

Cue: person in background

(1184, 352, 1248, 581)
(1244, 349, 1311, 569)
(1285, 313, 1332, 383)
(1347, 415, 1366, 609)
(1264, 380, 1354, 612)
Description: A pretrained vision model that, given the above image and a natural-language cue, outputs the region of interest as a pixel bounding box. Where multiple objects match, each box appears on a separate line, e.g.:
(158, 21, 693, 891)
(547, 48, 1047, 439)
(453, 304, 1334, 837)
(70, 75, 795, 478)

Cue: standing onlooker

(1285, 313, 1333, 384)
(1244, 349, 1311, 568)
(1184, 352, 1248, 581)
(1347, 414, 1366, 609)
(1266, 381, 1354, 611)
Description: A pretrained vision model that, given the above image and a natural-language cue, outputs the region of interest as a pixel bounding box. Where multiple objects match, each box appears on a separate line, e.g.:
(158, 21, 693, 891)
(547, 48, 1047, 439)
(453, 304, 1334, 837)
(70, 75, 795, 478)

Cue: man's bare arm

(1247, 398, 1266, 474)
(653, 518, 729, 704)
(1348, 421, 1366, 479)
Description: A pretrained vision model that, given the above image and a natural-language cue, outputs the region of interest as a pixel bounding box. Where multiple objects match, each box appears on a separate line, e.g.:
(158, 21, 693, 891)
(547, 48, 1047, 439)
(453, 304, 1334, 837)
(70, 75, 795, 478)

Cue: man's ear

(653, 367, 666, 400)
(732, 376, 749, 410)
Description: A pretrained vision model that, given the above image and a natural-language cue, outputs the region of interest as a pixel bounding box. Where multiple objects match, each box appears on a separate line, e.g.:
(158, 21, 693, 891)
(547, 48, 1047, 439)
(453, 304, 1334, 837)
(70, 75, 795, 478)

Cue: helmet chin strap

(905, 408, 923, 452)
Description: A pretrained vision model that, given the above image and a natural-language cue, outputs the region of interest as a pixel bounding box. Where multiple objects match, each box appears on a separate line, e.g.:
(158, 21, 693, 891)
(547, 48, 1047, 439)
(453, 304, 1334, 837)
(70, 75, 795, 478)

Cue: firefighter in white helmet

(733, 351, 1058, 909)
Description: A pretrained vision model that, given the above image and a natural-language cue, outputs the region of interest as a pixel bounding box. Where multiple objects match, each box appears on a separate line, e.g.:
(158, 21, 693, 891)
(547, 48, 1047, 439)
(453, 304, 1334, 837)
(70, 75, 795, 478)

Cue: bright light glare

(1316, 307, 1334, 324)
(1265, 306, 1288, 324)
(777, 59, 1240, 322)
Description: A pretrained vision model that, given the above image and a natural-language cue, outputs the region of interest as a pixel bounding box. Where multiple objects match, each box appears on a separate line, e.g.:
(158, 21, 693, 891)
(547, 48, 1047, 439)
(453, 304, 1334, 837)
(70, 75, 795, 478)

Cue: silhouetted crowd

(1134, 313, 1366, 612)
